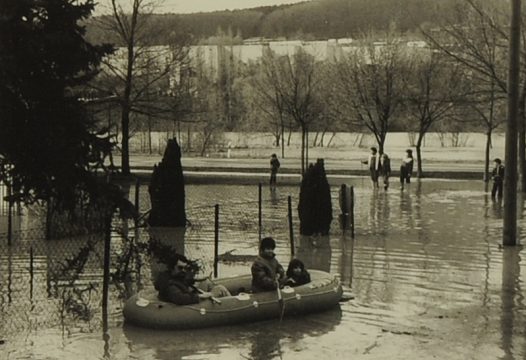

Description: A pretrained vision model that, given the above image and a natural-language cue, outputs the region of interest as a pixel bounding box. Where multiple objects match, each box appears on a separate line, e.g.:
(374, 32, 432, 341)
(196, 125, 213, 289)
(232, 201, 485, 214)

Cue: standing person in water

(362, 147, 380, 188)
(380, 153, 391, 190)
(251, 237, 285, 293)
(400, 149, 414, 190)
(270, 153, 281, 188)
(491, 158, 505, 199)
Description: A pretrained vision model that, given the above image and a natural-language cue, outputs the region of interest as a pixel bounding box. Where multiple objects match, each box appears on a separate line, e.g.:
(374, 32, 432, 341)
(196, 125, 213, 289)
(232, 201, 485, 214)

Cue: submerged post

(258, 183, 262, 239)
(351, 186, 355, 238)
(134, 178, 140, 213)
(503, 0, 521, 246)
(7, 184, 12, 246)
(214, 204, 219, 278)
(29, 246, 34, 300)
(102, 217, 111, 310)
(339, 184, 348, 230)
(288, 196, 295, 256)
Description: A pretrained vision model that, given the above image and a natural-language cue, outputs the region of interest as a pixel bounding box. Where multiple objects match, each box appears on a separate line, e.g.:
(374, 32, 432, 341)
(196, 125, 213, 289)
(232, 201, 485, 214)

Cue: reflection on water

(3, 179, 526, 358)
(120, 306, 342, 360)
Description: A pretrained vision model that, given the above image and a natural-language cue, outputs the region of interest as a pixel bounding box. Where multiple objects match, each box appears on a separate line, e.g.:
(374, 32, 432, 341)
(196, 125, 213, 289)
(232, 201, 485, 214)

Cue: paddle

(192, 285, 222, 304)
(276, 279, 285, 323)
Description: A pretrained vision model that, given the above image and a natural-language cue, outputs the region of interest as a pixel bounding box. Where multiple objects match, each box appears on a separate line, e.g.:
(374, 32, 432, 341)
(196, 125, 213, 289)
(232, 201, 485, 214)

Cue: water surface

(2, 179, 526, 359)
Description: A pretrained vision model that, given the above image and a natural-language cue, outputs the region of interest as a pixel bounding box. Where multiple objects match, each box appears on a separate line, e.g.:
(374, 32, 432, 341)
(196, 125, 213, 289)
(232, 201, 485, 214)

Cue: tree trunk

(187, 126, 191, 151)
(148, 114, 152, 155)
(416, 133, 424, 178)
(305, 127, 309, 169)
(280, 113, 285, 158)
(503, 0, 520, 246)
(484, 130, 492, 183)
(519, 95, 526, 192)
(326, 132, 336, 147)
(301, 128, 305, 174)
(121, 107, 130, 175)
(312, 132, 319, 147)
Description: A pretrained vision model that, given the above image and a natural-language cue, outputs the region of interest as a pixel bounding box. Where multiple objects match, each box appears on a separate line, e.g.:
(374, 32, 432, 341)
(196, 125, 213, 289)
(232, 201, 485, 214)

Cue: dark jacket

(251, 255, 285, 293)
(285, 270, 311, 287)
(270, 158, 280, 173)
(154, 271, 199, 305)
(380, 157, 391, 175)
(285, 259, 311, 286)
(492, 164, 505, 182)
(400, 157, 414, 175)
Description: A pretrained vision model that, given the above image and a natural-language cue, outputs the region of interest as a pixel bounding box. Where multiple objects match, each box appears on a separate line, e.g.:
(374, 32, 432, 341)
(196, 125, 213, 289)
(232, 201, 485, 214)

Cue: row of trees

(84, 1, 521, 183)
(0, 0, 524, 229)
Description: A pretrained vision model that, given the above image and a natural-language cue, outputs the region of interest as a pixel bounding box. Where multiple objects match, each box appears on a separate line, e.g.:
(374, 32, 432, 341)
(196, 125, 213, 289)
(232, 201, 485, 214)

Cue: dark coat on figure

(285, 259, 311, 287)
(154, 270, 199, 305)
(380, 157, 391, 176)
(491, 164, 505, 183)
(251, 254, 285, 293)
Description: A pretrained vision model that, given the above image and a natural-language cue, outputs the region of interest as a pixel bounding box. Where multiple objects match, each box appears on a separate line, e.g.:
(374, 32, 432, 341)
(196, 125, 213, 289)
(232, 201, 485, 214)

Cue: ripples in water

(3, 179, 526, 359)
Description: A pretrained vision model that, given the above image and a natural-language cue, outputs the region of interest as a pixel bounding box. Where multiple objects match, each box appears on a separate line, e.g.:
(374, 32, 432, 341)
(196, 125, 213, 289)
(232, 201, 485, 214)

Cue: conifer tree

(0, 0, 117, 212)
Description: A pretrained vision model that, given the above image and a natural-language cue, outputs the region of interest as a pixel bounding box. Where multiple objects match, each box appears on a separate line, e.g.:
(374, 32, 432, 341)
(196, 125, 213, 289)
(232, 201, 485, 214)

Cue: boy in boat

(154, 257, 229, 305)
(285, 258, 311, 287)
(251, 237, 286, 293)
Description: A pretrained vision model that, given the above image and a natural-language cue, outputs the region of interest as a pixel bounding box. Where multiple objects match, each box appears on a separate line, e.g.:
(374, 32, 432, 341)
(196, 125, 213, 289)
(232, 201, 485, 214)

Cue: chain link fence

(0, 182, 352, 339)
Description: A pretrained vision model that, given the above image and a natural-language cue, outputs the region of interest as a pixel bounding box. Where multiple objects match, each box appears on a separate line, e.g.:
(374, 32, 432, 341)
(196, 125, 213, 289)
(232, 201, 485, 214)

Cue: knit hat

(260, 237, 276, 250)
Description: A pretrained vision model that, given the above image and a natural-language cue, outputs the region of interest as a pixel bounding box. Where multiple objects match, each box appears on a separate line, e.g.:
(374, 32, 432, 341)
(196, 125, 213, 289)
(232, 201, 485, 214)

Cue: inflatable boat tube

(123, 270, 342, 329)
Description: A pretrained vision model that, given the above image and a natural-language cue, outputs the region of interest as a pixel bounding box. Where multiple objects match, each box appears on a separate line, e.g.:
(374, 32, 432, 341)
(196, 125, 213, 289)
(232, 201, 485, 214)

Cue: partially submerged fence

(0, 182, 355, 336)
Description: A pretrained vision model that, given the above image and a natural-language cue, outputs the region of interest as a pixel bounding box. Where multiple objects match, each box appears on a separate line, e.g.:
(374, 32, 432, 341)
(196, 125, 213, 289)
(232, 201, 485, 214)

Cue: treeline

(85, 0, 461, 45)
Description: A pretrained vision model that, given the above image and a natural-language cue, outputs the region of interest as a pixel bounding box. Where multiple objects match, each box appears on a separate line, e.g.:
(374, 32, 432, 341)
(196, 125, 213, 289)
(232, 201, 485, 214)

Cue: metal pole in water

(102, 217, 111, 310)
(214, 204, 219, 278)
(351, 186, 355, 238)
(503, 0, 521, 246)
(7, 184, 12, 246)
(258, 183, 262, 239)
(29, 246, 34, 301)
(134, 178, 140, 214)
(340, 184, 347, 230)
(288, 196, 295, 257)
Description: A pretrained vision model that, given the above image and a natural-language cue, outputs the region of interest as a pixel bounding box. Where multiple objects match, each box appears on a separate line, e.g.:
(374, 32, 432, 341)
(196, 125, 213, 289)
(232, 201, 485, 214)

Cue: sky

(136, 0, 307, 14)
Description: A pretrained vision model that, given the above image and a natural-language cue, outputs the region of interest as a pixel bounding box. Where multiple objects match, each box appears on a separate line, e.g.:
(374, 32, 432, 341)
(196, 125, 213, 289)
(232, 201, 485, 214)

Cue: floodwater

(2, 179, 526, 359)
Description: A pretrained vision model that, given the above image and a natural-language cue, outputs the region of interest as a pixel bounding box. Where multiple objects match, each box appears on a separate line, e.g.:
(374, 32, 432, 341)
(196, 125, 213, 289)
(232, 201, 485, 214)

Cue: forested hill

(86, 0, 461, 45)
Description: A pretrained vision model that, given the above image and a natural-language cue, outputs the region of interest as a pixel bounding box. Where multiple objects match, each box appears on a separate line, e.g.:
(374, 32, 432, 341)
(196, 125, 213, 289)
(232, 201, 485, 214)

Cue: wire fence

(0, 182, 354, 338)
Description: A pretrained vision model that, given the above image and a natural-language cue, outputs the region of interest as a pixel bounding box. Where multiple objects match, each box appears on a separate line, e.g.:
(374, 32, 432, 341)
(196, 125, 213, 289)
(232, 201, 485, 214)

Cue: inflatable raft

(123, 270, 342, 329)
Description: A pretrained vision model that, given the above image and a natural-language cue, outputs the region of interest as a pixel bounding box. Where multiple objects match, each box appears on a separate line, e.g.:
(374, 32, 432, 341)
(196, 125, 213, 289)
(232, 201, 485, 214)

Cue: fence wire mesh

(0, 183, 351, 339)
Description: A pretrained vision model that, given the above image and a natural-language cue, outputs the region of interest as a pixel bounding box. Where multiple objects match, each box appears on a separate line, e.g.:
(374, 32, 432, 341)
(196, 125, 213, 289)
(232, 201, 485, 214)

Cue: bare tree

(422, 0, 526, 189)
(467, 78, 507, 182)
(259, 48, 322, 174)
(333, 28, 409, 154)
(404, 52, 468, 177)
(249, 59, 288, 158)
(93, 0, 190, 175)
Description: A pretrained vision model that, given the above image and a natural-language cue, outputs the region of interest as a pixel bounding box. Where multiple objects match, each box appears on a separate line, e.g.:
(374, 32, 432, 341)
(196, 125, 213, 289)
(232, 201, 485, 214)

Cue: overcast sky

(154, 0, 307, 14)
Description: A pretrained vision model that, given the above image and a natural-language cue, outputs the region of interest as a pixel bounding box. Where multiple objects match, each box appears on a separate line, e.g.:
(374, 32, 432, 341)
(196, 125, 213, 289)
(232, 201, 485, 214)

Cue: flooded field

(2, 179, 526, 359)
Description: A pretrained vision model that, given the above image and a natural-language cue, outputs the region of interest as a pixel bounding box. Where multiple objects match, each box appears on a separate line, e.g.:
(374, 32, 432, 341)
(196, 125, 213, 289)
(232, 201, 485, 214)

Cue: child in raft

(285, 258, 311, 287)
(251, 237, 286, 293)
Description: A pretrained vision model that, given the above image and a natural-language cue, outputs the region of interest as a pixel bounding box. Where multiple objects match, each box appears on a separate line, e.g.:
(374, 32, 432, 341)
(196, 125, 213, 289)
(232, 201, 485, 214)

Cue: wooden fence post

(214, 204, 219, 278)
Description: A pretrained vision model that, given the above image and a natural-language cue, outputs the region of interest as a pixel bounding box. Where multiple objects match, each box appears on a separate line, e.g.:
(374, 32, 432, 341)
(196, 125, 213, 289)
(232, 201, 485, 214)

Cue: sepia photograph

(0, 0, 525, 359)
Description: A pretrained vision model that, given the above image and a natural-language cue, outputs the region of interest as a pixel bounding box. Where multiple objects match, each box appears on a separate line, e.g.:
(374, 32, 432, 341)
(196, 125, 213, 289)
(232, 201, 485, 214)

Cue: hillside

(85, 0, 462, 45)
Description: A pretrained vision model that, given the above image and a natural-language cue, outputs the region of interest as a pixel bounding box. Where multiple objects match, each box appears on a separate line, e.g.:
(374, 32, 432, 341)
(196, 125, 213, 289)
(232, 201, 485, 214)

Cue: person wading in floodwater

(362, 147, 380, 189)
(490, 158, 505, 200)
(400, 149, 414, 190)
(270, 153, 280, 189)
